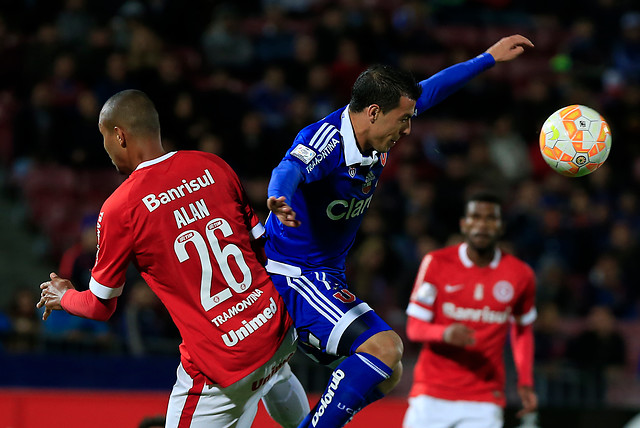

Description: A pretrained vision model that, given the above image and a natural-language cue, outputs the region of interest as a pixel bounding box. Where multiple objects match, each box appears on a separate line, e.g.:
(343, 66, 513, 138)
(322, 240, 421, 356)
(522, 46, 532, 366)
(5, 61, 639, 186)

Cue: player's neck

(466, 245, 495, 267)
(134, 140, 167, 168)
(349, 109, 374, 154)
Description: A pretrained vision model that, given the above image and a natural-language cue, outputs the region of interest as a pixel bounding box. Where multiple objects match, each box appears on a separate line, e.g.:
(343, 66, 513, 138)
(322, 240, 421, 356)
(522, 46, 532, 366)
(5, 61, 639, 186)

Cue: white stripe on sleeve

(250, 222, 266, 240)
(89, 277, 124, 299)
(406, 302, 433, 322)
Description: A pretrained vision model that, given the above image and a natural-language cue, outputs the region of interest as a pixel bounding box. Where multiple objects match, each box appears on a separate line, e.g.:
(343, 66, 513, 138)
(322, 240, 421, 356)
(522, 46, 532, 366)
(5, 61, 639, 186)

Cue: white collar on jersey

(458, 242, 501, 269)
(134, 151, 177, 171)
(341, 106, 378, 167)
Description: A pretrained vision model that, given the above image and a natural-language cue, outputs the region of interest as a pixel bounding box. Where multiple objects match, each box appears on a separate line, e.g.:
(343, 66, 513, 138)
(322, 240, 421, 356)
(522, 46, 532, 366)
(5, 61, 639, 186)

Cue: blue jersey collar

(341, 106, 378, 167)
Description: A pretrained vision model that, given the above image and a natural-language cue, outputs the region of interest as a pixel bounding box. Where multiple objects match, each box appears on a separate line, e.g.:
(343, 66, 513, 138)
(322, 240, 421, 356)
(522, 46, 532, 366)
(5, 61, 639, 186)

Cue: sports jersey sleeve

(269, 123, 343, 204)
(406, 254, 437, 322)
(510, 263, 537, 387)
(512, 264, 537, 325)
(89, 198, 133, 300)
(268, 158, 305, 205)
(405, 254, 448, 343)
(61, 288, 117, 321)
(415, 53, 495, 115)
(510, 322, 534, 387)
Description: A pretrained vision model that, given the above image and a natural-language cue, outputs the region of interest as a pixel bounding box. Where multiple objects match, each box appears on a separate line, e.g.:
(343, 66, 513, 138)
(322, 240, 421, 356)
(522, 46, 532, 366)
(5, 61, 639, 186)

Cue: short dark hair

(349, 64, 422, 113)
(100, 89, 160, 137)
(464, 191, 503, 215)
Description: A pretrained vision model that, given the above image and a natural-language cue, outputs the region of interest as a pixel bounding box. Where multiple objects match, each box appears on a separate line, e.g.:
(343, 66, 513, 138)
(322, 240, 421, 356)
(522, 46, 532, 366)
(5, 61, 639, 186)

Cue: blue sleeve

(268, 159, 304, 204)
(415, 52, 495, 115)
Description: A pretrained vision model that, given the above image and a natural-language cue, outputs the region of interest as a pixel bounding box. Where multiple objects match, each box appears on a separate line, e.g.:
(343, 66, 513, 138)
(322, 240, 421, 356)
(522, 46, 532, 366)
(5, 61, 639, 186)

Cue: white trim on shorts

(165, 327, 298, 428)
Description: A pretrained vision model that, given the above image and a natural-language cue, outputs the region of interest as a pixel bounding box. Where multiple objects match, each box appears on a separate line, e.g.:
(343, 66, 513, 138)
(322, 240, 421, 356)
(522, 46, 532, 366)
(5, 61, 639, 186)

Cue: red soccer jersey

(89, 151, 293, 387)
(406, 243, 536, 406)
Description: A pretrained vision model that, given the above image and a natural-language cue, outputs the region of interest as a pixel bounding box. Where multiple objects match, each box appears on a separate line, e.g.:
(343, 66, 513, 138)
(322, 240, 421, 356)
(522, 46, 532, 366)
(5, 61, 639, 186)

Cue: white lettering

(312, 370, 346, 426)
(174, 199, 211, 229)
(442, 302, 511, 324)
(141, 170, 215, 212)
(306, 139, 339, 173)
(142, 194, 161, 212)
(221, 297, 278, 347)
(212, 290, 263, 326)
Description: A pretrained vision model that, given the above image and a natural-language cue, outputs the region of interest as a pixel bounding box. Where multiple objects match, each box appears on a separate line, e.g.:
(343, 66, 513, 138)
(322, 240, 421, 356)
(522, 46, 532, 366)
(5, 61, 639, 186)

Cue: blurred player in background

(403, 192, 538, 428)
(265, 35, 533, 427)
(37, 89, 309, 428)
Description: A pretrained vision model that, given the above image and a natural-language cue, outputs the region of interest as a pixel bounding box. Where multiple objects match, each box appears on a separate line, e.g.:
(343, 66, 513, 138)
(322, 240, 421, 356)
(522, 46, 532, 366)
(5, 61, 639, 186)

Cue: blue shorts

(267, 264, 392, 359)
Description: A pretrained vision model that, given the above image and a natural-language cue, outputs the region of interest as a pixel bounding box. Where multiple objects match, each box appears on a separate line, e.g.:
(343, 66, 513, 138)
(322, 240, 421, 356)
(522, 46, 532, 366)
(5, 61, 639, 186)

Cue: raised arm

(415, 34, 533, 115)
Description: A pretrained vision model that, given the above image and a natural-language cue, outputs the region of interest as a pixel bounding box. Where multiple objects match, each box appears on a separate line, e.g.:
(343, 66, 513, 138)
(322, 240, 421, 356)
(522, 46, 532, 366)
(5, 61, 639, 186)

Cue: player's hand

(36, 272, 75, 321)
(516, 385, 538, 418)
(485, 34, 534, 62)
(267, 196, 301, 227)
(443, 323, 475, 347)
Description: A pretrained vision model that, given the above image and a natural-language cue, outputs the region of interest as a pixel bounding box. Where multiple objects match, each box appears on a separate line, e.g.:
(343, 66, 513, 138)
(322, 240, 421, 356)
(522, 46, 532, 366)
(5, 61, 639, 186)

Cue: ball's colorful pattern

(539, 105, 612, 177)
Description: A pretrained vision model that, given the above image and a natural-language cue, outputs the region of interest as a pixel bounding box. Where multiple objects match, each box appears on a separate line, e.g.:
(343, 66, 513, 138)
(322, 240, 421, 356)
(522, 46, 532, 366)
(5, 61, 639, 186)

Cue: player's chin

(469, 235, 494, 250)
(381, 140, 396, 152)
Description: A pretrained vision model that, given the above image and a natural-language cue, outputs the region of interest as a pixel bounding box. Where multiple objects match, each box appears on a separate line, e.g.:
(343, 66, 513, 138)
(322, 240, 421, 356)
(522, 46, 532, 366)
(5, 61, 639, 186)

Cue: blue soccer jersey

(265, 105, 382, 275)
(265, 53, 495, 275)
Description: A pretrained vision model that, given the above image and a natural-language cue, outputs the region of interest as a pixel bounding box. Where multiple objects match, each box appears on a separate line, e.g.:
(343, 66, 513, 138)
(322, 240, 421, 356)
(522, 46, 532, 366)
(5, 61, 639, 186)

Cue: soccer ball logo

(539, 105, 612, 177)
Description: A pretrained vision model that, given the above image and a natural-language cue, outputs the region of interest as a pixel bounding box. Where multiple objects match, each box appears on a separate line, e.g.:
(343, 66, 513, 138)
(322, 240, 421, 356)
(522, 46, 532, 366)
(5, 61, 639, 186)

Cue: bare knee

(356, 330, 404, 369)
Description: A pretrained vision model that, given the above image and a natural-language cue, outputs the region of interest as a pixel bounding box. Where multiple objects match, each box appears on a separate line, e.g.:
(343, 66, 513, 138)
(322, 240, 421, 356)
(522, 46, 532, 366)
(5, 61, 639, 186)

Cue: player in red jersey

(403, 192, 538, 428)
(37, 90, 309, 428)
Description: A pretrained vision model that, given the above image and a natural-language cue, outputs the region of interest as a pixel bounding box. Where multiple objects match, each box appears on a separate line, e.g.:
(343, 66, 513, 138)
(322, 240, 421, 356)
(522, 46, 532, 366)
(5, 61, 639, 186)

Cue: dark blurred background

(0, 0, 639, 426)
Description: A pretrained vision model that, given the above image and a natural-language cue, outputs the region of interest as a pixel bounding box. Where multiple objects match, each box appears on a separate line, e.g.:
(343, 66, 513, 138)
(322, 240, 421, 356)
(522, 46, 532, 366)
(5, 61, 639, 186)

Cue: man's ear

(114, 126, 126, 148)
(367, 104, 380, 123)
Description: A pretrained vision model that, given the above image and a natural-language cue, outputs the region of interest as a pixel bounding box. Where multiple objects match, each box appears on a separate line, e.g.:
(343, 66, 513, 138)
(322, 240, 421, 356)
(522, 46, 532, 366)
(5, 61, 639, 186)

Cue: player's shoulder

(176, 150, 227, 167)
(295, 108, 344, 147)
(289, 109, 345, 170)
(500, 251, 535, 276)
(427, 244, 460, 264)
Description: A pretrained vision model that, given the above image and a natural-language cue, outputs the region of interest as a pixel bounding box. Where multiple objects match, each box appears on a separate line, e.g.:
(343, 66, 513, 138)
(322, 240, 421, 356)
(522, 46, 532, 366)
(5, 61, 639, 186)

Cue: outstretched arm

(416, 34, 533, 115)
(37, 272, 117, 322)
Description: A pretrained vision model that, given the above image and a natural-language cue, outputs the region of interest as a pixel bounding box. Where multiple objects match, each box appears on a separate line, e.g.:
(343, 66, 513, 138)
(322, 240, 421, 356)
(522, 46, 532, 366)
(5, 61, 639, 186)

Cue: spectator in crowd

(5, 288, 40, 352)
(566, 305, 627, 403)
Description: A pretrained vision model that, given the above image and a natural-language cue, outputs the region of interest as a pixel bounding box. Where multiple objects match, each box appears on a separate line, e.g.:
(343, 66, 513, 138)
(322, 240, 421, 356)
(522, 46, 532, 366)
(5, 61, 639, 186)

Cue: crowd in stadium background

(0, 0, 639, 410)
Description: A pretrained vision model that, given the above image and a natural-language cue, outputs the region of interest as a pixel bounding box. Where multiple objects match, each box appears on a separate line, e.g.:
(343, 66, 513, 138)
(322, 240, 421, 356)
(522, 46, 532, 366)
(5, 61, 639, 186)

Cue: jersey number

(174, 218, 252, 311)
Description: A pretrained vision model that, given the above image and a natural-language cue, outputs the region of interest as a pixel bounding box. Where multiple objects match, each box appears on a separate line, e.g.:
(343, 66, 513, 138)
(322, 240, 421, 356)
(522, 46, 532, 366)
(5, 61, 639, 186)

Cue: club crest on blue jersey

(348, 167, 356, 178)
(362, 171, 376, 194)
(380, 152, 387, 166)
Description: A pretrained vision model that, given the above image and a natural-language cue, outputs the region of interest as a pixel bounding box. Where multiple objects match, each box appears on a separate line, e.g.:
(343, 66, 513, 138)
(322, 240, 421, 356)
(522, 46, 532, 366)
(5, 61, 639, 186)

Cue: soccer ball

(539, 105, 612, 177)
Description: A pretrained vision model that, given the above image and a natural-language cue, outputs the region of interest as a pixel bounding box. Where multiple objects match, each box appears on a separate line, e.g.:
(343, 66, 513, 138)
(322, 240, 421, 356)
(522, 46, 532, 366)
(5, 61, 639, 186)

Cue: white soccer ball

(539, 105, 612, 177)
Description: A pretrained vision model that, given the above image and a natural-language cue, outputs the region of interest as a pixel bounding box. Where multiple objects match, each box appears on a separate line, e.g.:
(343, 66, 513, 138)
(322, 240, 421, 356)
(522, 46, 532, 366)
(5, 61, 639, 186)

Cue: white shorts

(403, 394, 503, 428)
(166, 327, 308, 428)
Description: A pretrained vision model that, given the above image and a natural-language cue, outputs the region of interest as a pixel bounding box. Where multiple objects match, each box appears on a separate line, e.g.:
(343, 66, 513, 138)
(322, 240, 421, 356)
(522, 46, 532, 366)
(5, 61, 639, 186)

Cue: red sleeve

(61, 289, 117, 322)
(405, 253, 450, 344)
(406, 316, 447, 343)
(510, 322, 534, 387)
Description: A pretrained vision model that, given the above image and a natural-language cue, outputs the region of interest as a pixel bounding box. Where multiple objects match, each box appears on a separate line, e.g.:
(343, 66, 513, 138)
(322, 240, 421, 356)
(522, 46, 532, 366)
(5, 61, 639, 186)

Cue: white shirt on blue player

(265, 53, 496, 276)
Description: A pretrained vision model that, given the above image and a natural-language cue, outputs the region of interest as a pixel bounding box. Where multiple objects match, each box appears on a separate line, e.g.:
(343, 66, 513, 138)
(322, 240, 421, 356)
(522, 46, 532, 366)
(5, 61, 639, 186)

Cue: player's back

(99, 151, 292, 387)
